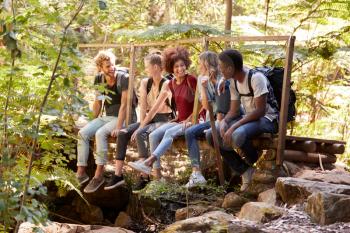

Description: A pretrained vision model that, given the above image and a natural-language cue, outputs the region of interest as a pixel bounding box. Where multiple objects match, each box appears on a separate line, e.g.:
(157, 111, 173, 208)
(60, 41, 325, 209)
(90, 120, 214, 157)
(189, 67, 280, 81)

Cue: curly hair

(94, 49, 116, 69)
(162, 46, 191, 74)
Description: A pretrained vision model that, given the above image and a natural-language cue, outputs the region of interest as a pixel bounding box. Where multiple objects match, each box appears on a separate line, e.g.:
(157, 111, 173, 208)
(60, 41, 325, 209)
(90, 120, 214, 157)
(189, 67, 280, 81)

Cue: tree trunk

(164, 0, 171, 24)
(225, 0, 232, 34)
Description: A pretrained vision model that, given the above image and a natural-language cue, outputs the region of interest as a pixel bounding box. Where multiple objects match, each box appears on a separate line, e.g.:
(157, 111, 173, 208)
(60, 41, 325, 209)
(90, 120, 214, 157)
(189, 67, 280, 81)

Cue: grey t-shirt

(94, 71, 129, 116)
(229, 67, 278, 121)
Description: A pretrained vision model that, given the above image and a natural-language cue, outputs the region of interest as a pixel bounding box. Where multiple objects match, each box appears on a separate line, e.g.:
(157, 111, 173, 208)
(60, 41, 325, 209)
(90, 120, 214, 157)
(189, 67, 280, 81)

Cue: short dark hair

(218, 49, 243, 72)
(162, 46, 191, 74)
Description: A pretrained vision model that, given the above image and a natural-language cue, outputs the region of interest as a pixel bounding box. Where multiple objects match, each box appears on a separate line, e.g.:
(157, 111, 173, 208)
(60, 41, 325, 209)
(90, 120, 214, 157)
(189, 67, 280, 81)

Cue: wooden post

(126, 45, 136, 126)
(276, 36, 295, 165)
(207, 98, 225, 185)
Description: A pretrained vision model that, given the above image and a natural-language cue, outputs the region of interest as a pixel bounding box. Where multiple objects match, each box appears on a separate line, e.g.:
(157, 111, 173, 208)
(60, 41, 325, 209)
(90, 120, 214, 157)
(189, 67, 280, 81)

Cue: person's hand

(219, 120, 228, 138)
(130, 128, 140, 142)
(181, 119, 192, 130)
(201, 76, 209, 88)
(217, 78, 226, 96)
(223, 126, 235, 146)
(111, 128, 120, 137)
(170, 116, 178, 123)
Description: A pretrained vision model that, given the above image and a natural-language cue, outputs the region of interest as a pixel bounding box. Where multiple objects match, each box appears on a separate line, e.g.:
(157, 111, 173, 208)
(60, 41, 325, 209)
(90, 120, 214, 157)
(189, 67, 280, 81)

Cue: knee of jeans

(149, 131, 158, 141)
(231, 128, 246, 148)
(117, 129, 127, 139)
(95, 128, 108, 139)
(163, 130, 174, 139)
(185, 128, 194, 140)
(136, 129, 145, 140)
(205, 130, 213, 146)
(78, 129, 89, 140)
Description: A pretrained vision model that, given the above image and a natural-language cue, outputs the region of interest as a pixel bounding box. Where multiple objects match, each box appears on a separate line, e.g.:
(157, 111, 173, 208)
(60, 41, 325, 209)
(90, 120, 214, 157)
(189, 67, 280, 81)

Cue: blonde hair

(144, 51, 162, 67)
(199, 51, 219, 78)
(94, 49, 116, 69)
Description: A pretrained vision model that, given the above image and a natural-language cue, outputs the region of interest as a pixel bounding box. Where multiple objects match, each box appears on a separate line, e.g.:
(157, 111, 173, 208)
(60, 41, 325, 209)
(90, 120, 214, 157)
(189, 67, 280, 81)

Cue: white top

(229, 67, 278, 121)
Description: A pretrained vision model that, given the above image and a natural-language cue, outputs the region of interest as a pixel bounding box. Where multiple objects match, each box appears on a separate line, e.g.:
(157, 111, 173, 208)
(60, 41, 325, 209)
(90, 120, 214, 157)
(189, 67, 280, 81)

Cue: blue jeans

(149, 122, 185, 169)
(77, 116, 118, 166)
(115, 122, 164, 169)
(206, 117, 277, 174)
(185, 121, 211, 168)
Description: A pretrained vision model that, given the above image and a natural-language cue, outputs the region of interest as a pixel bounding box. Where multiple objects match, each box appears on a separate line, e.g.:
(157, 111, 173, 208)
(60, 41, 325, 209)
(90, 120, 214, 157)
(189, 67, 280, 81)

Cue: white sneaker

(240, 167, 255, 192)
(185, 171, 207, 188)
(128, 160, 152, 175)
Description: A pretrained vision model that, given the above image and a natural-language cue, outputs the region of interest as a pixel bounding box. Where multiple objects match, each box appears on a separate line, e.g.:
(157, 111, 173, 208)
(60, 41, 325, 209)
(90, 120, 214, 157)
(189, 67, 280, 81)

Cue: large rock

(222, 192, 248, 209)
(73, 197, 104, 224)
(282, 161, 302, 176)
(175, 205, 214, 221)
(275, 177, 350, 205)
(295, 170, 350, 186)
(18, 222, 134, 233)
(253, 170, 277, 184)
(305, 192, 350, 225)
(82, 183, 130, 209)
(114, 211, 133, 228)
(162, 211, 265, 233)
(238, 202, 285, 223)
(257, 189, 277, 205)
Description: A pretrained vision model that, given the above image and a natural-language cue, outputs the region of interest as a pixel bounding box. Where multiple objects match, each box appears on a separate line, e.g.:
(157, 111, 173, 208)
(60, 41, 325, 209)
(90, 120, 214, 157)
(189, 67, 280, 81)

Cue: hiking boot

(133, 176, 150, 193)
(128, 160, 152, 175)
(104, 174, 125, 190)
(83, 177, 105, 193)
(77, 173, 89, 185)
(185, 171, 207, 188)
(240, 167, 255, 192)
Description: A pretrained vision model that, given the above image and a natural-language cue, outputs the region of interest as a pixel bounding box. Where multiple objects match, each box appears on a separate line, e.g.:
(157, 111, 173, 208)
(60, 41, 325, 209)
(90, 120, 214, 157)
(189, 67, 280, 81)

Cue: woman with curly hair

(129, 46, 197, 180)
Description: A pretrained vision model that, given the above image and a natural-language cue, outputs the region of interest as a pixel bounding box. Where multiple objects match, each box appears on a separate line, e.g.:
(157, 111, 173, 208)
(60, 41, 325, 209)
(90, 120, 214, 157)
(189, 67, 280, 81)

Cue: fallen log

(316, 143, 345, 155)
(284, 150, 337, 164)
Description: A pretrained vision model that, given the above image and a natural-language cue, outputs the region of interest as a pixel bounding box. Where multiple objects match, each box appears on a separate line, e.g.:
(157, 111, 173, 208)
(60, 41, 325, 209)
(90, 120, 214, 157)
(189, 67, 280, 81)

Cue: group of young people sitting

(75, 46, 279, 194)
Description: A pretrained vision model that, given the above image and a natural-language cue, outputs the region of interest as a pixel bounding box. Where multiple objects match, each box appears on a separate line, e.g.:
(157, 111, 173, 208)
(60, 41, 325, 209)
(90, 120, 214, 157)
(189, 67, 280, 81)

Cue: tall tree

(225, 0, 232, 34)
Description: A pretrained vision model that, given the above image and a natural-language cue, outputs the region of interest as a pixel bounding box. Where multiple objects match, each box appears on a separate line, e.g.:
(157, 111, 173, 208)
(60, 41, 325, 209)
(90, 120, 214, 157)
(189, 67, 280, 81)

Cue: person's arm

(229, 94, 266, 131)
(92, 100, 102, 118)
(220, 100, 240, 137)
(111, 89, 128, 137)
(200, 79, 210, 110)
(140, 84, 171, 128)
(139, 79, 148, 123)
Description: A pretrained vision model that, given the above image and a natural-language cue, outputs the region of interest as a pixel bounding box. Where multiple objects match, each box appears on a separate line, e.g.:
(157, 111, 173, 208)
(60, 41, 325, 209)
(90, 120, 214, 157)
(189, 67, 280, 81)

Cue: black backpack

(146, 76, 176, 119)
(234, 67, 296, 122)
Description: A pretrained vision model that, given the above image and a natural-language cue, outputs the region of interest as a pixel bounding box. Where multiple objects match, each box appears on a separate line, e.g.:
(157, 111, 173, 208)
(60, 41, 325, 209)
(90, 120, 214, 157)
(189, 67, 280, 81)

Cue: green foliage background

(1, 0, 349, 230)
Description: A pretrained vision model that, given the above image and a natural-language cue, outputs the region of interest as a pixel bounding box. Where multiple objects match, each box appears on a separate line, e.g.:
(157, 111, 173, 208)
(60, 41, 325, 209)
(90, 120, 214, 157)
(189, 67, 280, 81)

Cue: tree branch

(14, 1, 85, 232)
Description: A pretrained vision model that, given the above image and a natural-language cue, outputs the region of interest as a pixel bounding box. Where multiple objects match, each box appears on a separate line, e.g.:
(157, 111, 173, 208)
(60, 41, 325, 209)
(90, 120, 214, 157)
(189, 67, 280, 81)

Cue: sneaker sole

(128, 162, 151, 175)
(104, 180, 125, 190)
(83, 179, 105, 193)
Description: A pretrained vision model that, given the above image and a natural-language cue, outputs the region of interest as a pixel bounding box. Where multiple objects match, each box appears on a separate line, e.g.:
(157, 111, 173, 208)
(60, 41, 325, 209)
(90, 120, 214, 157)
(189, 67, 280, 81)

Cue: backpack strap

(234, 69, 254, 97)
(146, 78, 153, 94)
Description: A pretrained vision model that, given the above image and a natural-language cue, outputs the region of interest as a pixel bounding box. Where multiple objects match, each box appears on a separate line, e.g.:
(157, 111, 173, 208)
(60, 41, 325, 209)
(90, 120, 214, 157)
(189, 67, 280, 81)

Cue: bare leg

(77, 166, 86, 176)
(94, 165, 104, 179)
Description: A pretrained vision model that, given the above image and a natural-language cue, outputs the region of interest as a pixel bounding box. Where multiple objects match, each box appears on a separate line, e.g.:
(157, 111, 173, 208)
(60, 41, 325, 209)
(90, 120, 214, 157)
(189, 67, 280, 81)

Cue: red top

(169, 74, 197, 122)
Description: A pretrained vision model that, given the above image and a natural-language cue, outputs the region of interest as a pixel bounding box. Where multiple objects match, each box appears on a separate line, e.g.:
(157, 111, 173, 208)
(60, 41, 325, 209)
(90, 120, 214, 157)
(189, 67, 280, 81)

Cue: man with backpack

(207, 49, 279, 191)
(76, 50, 136, 193)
